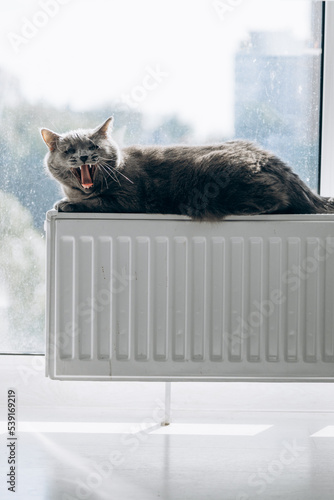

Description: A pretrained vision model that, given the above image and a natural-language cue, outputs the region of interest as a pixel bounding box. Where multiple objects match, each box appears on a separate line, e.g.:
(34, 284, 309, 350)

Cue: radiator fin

(57, 236, 75, 360)
(248, 237, 263, 362)
(96, 237, 112, 360)
(135, 237, 150, 360)
(267, 237, 282, 362)
(286, 237, 301, 362)
(210, 238, 225, 361)
(304, 238, 319, 362)
(192, 237, 206, 361)
(115, 237, 131, 360)
(229, 237, 244, 361)
(77, 237, 94, 360)
(173, 237, 187, 361)
(153, 237, 169, 360)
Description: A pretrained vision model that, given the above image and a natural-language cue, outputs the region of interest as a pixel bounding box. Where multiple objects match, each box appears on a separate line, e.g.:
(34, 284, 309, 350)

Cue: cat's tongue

(80, 164, 93, 189)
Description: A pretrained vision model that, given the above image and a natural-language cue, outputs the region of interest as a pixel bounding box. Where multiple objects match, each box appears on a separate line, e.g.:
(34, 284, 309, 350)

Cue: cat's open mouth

(72, 165, 96, 189)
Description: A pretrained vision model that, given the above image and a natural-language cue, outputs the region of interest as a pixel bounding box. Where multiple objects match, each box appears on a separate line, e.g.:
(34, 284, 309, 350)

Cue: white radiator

(45, 210, 334, 381)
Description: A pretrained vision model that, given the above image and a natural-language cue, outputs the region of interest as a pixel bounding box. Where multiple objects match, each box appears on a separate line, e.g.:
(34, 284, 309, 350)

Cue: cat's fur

(41, 117, 334, 220)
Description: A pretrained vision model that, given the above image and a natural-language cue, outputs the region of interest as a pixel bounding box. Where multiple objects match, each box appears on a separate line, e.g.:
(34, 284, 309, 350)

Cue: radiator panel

(45, 212, 334, 381)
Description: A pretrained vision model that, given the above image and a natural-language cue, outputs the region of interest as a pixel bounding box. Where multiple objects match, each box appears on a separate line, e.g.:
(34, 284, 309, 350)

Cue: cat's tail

(288, 172, 334, 214)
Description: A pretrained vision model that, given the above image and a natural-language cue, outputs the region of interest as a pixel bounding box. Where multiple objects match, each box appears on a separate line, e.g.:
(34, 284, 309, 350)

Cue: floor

(0, 356, 334, 500)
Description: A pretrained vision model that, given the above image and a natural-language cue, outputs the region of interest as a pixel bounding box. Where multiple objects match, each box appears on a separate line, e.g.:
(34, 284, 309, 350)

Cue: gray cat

(41, 117, 334, 220)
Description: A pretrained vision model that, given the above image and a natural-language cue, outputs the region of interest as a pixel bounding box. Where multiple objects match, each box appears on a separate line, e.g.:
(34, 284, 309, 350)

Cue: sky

(0, 0, 313, 139)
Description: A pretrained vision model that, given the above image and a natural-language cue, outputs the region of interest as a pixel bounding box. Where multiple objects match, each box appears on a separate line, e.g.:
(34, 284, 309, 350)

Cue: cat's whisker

(103, 166, 121, 186)
(101, 167, 111, 190)
(101, 163, 122, 186)
(99, 158, 134, 184)
(98, 163, 120, 185)
(97, 164, 109, 189)
(99, 161, 120, 183)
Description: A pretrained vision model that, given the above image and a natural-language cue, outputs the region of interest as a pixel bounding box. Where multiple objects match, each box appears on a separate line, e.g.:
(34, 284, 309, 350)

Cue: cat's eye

(65, 147, 75, 155)
(88, 144, 99, 151)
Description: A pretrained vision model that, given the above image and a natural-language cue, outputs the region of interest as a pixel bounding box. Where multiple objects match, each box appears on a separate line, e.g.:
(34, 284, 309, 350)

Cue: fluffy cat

(41, 117, 334, 220)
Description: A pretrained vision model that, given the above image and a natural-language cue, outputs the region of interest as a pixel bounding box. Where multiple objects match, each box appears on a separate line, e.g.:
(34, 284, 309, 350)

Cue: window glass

(0, 0, 323, 352)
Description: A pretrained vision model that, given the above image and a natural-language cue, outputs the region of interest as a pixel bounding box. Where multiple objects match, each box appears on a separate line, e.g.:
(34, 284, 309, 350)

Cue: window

(0, 0, 325, 352)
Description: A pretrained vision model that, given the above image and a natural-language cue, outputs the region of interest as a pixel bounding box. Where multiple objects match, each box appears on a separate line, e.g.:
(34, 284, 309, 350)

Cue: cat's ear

(93, 117, 114, 138)
(40, 128, 60, 152)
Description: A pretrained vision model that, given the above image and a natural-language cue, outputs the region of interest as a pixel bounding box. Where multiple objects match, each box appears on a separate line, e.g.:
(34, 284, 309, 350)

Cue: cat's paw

(54, 200, 77, 212)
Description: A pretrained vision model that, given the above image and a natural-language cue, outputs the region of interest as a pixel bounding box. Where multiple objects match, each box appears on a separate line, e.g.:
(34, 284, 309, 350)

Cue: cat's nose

(80, 155, 88, 163)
